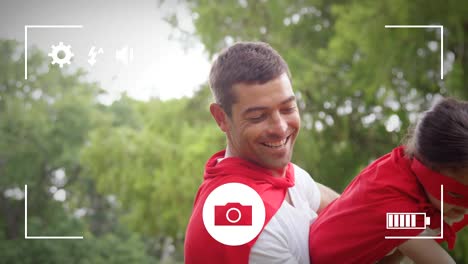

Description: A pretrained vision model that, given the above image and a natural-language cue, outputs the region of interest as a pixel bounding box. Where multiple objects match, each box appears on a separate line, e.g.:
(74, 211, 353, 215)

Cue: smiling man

(184, 42, 338, 264)
(220, 73, 298, 172)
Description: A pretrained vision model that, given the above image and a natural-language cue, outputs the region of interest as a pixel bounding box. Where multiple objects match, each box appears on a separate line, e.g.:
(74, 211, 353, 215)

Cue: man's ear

(210, 103, 229, 132)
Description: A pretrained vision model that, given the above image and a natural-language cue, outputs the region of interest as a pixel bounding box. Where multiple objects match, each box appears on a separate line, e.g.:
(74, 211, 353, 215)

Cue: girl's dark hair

(404, 97, 468, 170)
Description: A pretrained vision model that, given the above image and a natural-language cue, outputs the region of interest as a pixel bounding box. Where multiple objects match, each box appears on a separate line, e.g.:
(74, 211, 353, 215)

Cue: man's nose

(268, 112, 288, 136)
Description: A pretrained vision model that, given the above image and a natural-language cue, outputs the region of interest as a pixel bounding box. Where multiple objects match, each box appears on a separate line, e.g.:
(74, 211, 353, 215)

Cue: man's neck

(271, 167, 287, 178)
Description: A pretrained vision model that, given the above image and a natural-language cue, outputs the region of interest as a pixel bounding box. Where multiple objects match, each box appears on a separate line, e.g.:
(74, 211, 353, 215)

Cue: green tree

(0, 40, 157, 263)
(80, 87, 223, 262)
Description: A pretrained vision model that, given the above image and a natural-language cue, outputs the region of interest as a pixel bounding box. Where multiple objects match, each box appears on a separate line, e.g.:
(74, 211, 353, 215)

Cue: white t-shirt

(249, 164, 321, 264)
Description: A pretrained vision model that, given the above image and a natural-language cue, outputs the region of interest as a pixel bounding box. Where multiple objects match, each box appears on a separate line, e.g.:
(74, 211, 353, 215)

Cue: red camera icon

(214, 203, 252, 226)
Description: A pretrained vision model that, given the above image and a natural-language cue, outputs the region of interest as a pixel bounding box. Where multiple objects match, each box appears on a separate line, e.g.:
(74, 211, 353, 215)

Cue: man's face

(224, 73, 300, 171)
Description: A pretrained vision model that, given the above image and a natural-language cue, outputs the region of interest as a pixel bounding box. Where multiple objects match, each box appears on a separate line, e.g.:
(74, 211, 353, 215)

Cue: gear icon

(48, 42, 74, 68)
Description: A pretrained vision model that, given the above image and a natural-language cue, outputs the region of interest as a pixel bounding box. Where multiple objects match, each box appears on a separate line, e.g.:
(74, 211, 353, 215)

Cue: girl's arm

(377, 249, 404, 264)
(316, 183, 340, 214)
(398, 239, 455, 264)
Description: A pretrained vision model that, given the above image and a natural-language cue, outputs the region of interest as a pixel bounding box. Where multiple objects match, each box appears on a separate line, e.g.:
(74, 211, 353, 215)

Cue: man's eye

(248, 115, 265, 122)
(281, 107, 296, 114)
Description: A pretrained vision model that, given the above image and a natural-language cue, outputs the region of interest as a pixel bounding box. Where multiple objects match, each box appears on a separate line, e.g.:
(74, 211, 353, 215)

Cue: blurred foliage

(80, 89, 223, 237)
(1, 0, 467, 262)
(0, 40, 159, 263)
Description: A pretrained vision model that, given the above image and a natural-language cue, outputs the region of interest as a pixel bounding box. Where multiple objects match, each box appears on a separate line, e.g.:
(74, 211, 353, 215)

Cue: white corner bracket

(24, 25, 83, 80)
(24, 185, 84, 239)
(385, 185, 444, 240)
(384, 25, 444, 80)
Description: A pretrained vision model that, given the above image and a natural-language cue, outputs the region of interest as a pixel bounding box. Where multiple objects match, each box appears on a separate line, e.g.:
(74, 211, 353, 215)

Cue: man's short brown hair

(209, 42, 291, 116)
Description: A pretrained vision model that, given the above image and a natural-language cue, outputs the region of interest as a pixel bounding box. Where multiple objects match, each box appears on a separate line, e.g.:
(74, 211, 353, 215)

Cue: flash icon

(88, 46, 104, 66)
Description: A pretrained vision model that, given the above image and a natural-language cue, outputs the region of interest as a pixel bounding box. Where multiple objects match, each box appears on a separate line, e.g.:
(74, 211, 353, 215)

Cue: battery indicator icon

(386, 213, 431, 229)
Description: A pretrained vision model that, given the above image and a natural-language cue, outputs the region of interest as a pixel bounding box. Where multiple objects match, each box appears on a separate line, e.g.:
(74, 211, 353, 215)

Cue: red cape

(309, 146, 467, 264)
(184, 150, 295, 264)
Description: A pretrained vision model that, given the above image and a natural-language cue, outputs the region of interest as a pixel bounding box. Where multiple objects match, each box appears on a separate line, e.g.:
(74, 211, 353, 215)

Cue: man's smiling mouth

(261, 135, 291, 148)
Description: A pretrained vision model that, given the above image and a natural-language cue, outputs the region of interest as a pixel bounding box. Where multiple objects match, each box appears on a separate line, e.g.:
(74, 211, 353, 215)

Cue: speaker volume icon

(115, 46, 134, 65)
